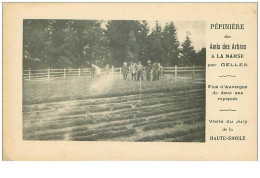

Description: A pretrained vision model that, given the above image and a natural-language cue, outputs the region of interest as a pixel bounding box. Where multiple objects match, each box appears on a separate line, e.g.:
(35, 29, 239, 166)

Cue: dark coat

(146, 64, 152, 73)
(122, 66, 129, 75)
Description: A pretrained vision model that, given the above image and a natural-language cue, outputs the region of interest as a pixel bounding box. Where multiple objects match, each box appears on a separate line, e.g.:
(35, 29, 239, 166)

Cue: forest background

(23, 20, 206, 69)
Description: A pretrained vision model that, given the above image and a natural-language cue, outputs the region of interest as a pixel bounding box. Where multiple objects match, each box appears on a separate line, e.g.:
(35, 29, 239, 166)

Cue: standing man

(137, 61, 144, 81)
(130, 62, 137, 81)
(94, 64, 101, 78)
(146, 60, 152, 81)
(122, 62, 128, 80)
(152, 61, 160, 81)
(127, 64, 132, 80)
(90, 64, 95, 79)
(104, 64, 110, 77)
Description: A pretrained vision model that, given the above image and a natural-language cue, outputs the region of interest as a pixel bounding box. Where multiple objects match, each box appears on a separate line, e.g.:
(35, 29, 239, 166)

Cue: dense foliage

(23, 20, 206, 69)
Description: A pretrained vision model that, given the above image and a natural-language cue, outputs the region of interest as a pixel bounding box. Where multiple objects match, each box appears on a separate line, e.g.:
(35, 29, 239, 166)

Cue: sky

(147, 21, 206, 52)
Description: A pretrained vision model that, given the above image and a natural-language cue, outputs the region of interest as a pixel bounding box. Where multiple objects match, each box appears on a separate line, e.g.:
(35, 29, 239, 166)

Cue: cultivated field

(23, 76, 205, 142)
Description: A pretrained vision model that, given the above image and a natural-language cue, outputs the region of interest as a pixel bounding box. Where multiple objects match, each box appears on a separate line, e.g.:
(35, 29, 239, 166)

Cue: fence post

(28, 68, 31, 81)
(192, 65, 195, 81)
(174, 65, 177, 82)
(64, 68, 66, 78)
(48, 67, 50, 81)
(139, 78, 142, 93)
(119, 68, 122, 79)
(79, 68, 81, 77)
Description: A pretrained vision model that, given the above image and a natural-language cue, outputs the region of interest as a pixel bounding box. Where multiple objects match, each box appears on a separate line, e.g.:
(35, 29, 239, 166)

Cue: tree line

(23, 20, 206, 69)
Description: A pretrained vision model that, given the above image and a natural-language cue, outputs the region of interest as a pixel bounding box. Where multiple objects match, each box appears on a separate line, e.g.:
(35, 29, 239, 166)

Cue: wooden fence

(23, 65, 205, 82)
(162, 65, 205, 82)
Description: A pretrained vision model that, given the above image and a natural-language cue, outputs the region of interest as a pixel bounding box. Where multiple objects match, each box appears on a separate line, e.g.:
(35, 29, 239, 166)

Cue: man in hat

(137, 61, 144, 81)
(146, 60, 152, 81)
(152, 61, 160, 81)
(130, 62, 137, 81)
(122, 62, 128, 80)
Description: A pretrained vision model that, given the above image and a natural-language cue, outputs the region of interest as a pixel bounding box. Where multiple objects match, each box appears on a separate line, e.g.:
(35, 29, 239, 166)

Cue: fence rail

(23, 65, 205, 82)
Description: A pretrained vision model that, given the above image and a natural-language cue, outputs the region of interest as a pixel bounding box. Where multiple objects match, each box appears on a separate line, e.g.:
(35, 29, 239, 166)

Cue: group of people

(122, 60, 162, 81)
(90, 60, 162, 81)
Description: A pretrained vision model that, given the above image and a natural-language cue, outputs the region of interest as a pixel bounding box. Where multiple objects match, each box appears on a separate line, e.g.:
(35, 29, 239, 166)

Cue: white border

(0, 1, 259, 178)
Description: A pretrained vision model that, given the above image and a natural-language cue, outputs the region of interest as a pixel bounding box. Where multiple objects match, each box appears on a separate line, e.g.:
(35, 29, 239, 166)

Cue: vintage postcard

(2, 3, 257, 160)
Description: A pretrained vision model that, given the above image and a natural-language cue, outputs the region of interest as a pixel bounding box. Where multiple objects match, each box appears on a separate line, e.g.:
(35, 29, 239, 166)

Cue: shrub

(59, 109, 86, 116)
(24, 132, 65, 140)
(136, 124, 205, 142)
(89, 106, 111, 113)
(99, 118, 146, 128)
(97, 126, 128, 133)
(69, 119, 94, 127)
(72, 126, 89, 132)
(73, 134, 99, 141)
(72, 129, 136, 141)
(70, 130, 96, 137)
(112, 104, 132, 111)
(142, 121, 180, 131)
(132, 122, 148, 128)
(97, 129, 136, 139)
(99, 114, 134, 123)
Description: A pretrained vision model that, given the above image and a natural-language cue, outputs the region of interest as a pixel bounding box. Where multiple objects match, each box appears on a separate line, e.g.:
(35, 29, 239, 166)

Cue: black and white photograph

(22, 19, 206, 142)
